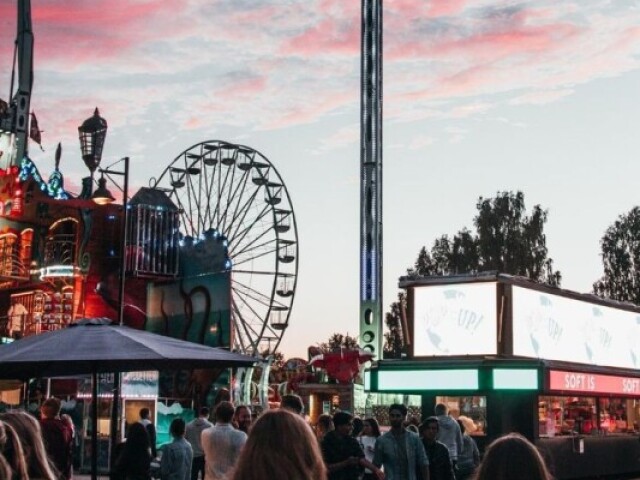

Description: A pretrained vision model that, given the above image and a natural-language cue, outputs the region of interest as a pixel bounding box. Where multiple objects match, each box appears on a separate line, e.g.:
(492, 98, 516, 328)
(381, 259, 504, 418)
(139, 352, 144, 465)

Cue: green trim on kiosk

(492, 368, 539, 390)
(377, 369, 479, 391)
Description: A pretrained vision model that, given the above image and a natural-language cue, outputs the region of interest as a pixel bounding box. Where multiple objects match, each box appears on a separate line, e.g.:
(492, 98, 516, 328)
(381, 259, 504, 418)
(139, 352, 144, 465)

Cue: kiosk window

(598, 398, 639, 434)
(435, 396, 486, 436)
(538, 396, 596, 436)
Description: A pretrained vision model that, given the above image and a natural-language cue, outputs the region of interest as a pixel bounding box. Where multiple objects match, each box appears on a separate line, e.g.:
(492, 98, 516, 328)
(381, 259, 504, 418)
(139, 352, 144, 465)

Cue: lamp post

(79, 108, 131, 479)
(91, 156, 129, 479)
(79, 109, 107, 480)
(91, 156, 130, 327)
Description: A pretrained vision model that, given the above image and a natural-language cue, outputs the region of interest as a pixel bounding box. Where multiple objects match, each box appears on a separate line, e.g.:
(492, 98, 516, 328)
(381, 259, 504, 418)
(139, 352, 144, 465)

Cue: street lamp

(80, 109, 130, 478)
(78, 108, 107, 177)
(90, 156, 130, 479)
(91, 156, 130, 326)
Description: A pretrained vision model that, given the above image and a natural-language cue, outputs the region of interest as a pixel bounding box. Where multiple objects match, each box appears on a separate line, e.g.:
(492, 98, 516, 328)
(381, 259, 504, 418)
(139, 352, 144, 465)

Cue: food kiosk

(365, 273, 640, 479)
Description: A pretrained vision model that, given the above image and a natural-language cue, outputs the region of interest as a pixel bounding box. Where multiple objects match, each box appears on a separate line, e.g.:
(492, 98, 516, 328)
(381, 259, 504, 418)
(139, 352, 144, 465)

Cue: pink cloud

(280, 18, 360, 56)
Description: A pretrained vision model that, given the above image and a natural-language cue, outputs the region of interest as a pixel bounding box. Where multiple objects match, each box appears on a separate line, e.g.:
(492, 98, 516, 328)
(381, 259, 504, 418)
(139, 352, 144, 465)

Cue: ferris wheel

(151, 140, 298, 355)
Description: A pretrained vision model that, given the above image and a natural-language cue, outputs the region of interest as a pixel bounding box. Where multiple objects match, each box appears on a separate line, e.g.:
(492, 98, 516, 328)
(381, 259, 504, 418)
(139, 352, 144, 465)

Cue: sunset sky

(2, 0, 640, 359)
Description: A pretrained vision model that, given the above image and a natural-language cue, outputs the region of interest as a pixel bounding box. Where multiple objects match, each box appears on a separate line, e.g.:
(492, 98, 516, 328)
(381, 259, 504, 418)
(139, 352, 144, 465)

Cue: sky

(2, 0, 640, 360)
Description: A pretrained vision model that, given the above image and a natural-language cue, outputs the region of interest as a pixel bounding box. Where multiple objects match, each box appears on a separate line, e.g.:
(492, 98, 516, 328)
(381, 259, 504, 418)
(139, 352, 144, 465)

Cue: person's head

(199, 406, 210, 418)
(332, 411, 353, 437)
(170, 418, 186, 439)
(139, 407, 151, 420)
(434, 403, 448, 416)
(234, 405, 252, 432)
(0, 419, 28, 480)
(280, 394, 304, 415)
(474, 433, 552, 480)
(125, 422, 151, 453)
(230, 409, 327, 480)
(315, 414, 334, 440)
(213, 388, 231, 406)
(388, 403, 408, 429)
(0, 411, 57, 480)
(40, 397, 62, 419)
(215, 401, 235, 424)
(419, 416, 439, 443)
(362, 417, 380, 438)
(351, 417, 364, 437)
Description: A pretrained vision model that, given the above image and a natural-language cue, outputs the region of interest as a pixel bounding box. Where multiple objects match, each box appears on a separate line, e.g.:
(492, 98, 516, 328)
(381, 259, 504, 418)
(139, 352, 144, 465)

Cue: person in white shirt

(201, 401, 246, 480)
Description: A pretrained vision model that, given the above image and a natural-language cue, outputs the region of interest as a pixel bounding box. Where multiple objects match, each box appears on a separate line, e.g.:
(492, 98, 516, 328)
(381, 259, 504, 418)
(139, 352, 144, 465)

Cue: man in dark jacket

(40, 397, 74, 480)
(419, 417, 455, 480)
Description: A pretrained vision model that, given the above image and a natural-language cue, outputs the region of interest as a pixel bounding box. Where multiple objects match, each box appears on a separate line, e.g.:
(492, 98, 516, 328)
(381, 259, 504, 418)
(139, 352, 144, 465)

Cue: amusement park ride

(0, 0, 299, 404)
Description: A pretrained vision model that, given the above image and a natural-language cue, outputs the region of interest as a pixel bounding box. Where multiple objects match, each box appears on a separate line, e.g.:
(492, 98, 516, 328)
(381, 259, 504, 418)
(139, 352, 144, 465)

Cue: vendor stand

(365, 273, 640, 479)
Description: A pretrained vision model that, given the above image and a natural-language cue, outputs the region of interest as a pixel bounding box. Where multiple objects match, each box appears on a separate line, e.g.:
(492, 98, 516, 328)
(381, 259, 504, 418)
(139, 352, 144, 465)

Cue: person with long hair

(0, 452, 11, 480)
(0, 419, 28, 480)
(473, 433, 552, 480)
(113, 422, 152, 480)
(358, 418, 381, 480)
(315, 414, 334, 443)
(0, 411, 58, 480)
(230, 409, 327, 480)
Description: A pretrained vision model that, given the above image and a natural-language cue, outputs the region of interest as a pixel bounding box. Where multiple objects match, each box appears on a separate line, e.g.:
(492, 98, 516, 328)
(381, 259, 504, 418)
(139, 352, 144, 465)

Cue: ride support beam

(359, 0, 383, 358)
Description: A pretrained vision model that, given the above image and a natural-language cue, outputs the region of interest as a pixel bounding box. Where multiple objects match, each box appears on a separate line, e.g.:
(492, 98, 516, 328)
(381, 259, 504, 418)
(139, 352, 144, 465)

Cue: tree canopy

(384, 190, 561, 358)
(318, 332, 359, 352)
(593, 206, 640, 304)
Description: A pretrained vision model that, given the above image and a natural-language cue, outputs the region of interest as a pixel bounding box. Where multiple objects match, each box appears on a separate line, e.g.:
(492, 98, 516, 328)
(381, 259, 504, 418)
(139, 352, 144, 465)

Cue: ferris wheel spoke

(232, 281, 274, 309)
(200, 158, 218, 230)
(232, 236, 277, 261)
(232, 244, 279, 268)
(232, 287, 269, 337)
(186, 171, 205, 236)
(225, 187, 261, 243)
(218, 165, 237, 234)
(219, 169, 252, 239)
(212, 164, 233, 229)
(231, 297, 250, 352)
(173, 193, 198, 236)
(228, 203, 272, 253)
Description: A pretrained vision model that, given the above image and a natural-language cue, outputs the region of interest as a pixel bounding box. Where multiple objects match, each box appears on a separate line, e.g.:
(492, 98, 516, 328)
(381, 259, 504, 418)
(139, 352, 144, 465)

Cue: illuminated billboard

(512, 286, 640, 369)
(413, 282, 497, 356)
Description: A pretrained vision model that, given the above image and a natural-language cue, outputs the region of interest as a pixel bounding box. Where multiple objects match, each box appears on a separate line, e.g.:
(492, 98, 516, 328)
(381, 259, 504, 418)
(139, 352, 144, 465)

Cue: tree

(318, 332, 359, 352)
(406, 191, 561, 285)
(593, 206, 640, 304)
(386, 190, 561, 354)
(384, 292, 406, 359)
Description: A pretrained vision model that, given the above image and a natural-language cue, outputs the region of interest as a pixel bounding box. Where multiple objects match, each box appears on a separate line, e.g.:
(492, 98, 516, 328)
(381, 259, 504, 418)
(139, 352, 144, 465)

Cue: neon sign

(549, 369, 640, 395)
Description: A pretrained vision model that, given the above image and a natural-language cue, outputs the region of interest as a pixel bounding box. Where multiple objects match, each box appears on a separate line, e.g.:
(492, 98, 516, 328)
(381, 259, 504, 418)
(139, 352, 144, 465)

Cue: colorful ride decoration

(310, 348, 374, 384)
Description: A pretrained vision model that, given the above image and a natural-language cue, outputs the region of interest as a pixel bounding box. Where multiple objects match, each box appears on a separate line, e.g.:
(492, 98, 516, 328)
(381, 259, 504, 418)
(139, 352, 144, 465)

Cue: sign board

(549, 369, 640, 396)
(413, 282, 497, 356)
(512, 286, 640, 369)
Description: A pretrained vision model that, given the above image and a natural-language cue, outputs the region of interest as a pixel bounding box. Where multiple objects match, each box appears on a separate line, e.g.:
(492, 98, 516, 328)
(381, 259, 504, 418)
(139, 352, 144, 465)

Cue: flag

(29, 112, 44, 151)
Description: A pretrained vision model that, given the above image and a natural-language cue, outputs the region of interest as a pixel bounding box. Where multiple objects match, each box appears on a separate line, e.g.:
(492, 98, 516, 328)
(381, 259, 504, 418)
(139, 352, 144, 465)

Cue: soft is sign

(549, 369, 640, 396)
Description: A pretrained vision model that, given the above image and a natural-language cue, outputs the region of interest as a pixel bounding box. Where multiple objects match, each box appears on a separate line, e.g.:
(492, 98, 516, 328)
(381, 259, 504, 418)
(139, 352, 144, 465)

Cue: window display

(598, 397, 639, 434)
(538, 396, 597, 436)
(435, 396, 486, 436)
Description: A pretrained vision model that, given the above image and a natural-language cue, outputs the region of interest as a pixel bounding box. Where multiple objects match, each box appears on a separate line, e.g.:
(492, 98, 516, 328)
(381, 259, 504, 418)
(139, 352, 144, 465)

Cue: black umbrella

(0, 319, 257, 479)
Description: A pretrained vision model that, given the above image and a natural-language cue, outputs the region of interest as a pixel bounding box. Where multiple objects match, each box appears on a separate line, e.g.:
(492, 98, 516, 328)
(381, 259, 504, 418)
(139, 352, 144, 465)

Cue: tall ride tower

(359, 0, 383, 357)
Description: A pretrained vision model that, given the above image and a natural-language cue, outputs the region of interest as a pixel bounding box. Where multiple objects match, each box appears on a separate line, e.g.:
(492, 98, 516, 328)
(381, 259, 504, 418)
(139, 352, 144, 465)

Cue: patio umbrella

(0, 318, 258, 479)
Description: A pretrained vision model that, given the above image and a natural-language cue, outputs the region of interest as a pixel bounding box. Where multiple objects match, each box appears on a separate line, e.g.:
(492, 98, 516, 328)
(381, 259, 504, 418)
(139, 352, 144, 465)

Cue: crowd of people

(0, 393, 555, 480)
